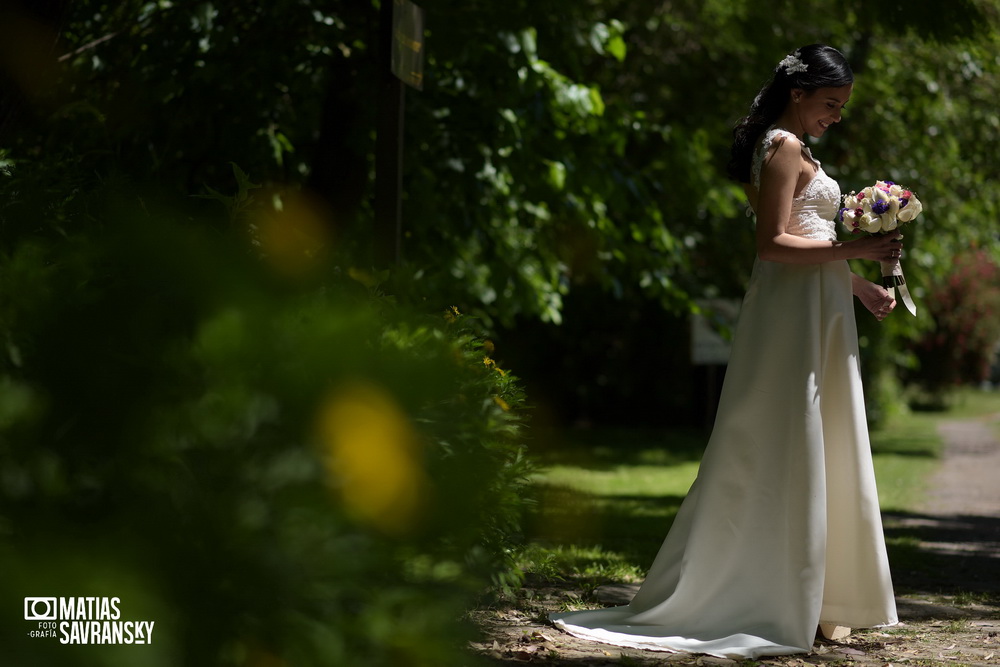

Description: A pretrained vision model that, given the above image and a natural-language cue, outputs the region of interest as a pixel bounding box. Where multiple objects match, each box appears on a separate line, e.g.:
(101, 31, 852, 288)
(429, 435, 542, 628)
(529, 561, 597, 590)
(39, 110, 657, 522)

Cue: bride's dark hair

(727, 44, 854, 184)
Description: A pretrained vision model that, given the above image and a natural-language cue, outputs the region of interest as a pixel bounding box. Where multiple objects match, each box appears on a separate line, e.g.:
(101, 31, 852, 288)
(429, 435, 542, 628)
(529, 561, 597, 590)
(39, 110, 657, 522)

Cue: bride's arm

(755, 139, 901, 264)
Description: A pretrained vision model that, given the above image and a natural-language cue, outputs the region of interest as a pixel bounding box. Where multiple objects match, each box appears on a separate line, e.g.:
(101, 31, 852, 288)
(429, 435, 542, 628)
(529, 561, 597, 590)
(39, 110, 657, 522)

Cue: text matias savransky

(24, 596, 155, 645)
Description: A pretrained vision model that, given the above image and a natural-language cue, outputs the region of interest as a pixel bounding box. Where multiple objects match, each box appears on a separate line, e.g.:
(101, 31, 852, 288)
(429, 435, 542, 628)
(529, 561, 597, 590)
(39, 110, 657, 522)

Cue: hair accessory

(778, 51, 808, 75)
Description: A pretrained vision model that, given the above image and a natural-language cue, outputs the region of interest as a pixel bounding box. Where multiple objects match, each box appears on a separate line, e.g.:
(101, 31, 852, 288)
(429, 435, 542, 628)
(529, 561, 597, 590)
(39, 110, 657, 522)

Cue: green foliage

(5, 0, 999, 412)
(3, 2, 999, 663)
(0, 190, 533, 664)
(195, 163, 262, 226)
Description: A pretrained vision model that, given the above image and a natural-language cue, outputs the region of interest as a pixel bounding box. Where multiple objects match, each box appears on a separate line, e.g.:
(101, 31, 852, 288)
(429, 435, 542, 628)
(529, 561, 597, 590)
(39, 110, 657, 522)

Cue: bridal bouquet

(840, 180, 924, 316)
(840, 181, 923, 233)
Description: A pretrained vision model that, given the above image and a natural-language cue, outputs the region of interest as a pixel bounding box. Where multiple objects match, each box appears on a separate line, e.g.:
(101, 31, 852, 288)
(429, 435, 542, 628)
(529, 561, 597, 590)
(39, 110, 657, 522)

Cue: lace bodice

(750, 128, 841, 241)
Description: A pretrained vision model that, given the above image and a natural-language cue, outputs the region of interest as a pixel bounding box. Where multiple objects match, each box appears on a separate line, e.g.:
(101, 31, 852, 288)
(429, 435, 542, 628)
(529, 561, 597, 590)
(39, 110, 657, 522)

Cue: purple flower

(872, 200, 890, 215)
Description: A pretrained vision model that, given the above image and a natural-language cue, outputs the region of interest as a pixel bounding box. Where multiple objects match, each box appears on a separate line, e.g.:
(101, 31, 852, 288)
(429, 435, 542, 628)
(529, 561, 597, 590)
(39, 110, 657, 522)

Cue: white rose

(859, 212, 882, 233)
(888, 184, 904, 197)
(841, 209, 860, 232)
(897, 194, 923, 222)
(887, 196, 901, 220)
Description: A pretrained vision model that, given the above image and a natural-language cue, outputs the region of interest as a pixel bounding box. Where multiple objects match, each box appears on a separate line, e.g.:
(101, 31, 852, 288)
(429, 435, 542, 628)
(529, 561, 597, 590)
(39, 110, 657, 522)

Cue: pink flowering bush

(910, 249, 1000, 396)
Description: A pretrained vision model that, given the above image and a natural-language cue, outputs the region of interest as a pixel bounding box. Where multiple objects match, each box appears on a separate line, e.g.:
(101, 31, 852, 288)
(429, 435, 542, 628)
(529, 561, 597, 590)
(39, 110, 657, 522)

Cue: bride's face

(793, 84, 853, 137)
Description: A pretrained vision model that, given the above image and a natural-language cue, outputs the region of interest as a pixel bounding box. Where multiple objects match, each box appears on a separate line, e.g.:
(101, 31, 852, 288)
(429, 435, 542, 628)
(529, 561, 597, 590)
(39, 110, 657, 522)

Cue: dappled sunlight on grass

(520, 389, 1000, 589)
(872, 455, 938, 512)
(539, 461, 700, 498)
(529, 427, 708, 470)
(517, 543, 645, 584)
(523, 430, 704, 583)
(523, 426, 940, 583)
(525, 478, 686, 579)
(869, 406, 943, 512)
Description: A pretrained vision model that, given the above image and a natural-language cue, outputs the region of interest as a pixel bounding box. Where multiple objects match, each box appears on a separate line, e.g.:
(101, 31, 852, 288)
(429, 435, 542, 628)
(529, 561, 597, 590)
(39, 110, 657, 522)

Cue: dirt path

(470, 415, 1000, 666)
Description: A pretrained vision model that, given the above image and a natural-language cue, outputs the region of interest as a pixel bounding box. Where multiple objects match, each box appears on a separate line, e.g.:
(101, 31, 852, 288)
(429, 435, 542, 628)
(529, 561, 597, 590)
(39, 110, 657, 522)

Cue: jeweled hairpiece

(778, 51, 808, 75)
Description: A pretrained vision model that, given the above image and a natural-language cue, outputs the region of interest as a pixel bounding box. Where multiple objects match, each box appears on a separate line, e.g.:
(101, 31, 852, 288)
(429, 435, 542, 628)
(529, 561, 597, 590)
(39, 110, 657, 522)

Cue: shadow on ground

(884, 510, 1000, 597)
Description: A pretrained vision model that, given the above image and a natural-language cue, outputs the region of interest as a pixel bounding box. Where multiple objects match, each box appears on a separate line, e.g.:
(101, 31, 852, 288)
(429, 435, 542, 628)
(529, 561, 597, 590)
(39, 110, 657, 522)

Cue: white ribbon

(880, 259, 917, 316)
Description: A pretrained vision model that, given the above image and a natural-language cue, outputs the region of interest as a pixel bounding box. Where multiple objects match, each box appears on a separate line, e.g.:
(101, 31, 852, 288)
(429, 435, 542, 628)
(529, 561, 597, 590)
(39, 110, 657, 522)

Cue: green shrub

(0, 199, 532, 665)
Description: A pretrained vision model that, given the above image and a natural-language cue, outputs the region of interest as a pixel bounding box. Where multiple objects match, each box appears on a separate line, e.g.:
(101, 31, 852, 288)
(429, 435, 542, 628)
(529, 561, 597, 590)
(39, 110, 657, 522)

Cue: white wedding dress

(551, 128, 898, 659)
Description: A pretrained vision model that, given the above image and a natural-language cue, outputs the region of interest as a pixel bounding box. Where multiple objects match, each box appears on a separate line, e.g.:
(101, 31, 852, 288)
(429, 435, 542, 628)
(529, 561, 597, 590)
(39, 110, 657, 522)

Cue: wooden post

(374, 1, 405, 268)
(374, 0, 424, 268)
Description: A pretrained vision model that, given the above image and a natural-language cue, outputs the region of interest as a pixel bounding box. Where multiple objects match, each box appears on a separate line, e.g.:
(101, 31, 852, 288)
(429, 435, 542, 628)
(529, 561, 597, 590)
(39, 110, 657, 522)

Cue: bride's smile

(784, 83, 852, 138)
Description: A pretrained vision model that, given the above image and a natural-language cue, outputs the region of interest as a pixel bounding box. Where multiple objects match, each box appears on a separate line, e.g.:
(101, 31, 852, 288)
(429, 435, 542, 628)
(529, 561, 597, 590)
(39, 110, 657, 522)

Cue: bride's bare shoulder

(760, 136, 803, 182)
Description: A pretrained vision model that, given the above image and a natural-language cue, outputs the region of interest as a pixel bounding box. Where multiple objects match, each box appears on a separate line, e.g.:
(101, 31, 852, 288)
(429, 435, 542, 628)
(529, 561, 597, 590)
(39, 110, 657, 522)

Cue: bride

(550, 44, 901, 659)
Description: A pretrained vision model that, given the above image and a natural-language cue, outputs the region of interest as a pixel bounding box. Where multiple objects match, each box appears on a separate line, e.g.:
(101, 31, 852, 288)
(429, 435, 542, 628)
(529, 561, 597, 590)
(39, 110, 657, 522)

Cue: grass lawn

(519, 388, 1000, 587)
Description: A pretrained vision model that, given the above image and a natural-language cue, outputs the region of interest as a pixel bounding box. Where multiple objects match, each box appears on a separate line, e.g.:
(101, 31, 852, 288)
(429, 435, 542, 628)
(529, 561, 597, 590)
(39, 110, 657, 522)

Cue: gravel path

(471, 414, 1000, 666)
(926, 418, 1000, 517)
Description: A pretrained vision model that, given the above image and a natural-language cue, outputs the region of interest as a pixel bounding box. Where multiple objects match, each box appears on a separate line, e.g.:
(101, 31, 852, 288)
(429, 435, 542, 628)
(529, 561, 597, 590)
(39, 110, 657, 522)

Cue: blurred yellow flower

(348, 266, 379, 288)
(251, 189, 331, 278)
(482, 356, 495, 368)
(493, 396, 510, 411)
(483, 339, 495, 354)
(317, 382, 428, 534)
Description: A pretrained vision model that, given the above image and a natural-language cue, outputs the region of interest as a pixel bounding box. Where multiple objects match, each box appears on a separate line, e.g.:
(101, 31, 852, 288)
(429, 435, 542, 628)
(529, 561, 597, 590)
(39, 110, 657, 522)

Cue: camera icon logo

(24, 597, 58, 621)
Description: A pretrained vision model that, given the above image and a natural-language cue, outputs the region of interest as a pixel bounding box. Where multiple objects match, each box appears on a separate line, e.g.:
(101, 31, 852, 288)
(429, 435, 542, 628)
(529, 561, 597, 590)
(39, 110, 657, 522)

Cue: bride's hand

(856, 279, 896, 321)
(850, 231, 903, 262)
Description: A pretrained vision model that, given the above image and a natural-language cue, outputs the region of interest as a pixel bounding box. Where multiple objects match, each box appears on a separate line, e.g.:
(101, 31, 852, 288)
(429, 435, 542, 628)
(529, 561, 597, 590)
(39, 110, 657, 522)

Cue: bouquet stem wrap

(880, 257, 917, 316)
